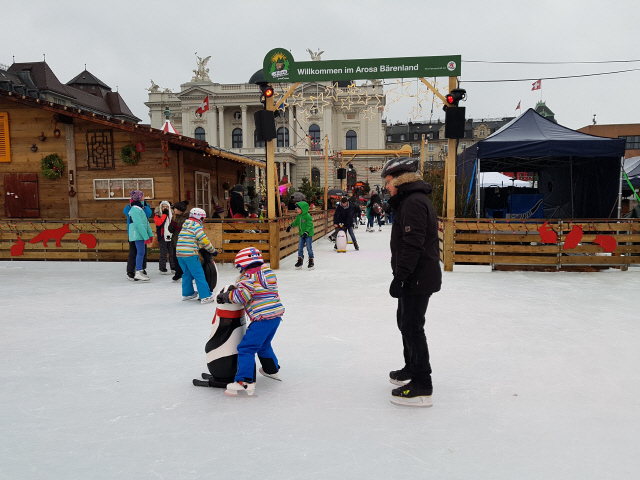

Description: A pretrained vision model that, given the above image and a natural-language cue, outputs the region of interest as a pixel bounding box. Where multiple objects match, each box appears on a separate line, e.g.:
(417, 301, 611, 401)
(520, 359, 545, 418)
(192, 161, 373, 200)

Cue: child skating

(216, 247, 285, 396)
(286, 201, 315, 270)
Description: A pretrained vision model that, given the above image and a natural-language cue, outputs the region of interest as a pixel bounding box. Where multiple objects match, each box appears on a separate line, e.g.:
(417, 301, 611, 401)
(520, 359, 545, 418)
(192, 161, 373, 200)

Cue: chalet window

(0, 112, 11, 162)
(86, 130, 115, 170)
(621, 135, 640, 149)
(277, 127, 289, 147)
(346, 130, 357, 150)
(194, 127, 206, 141)
(232, 128, 242, 148)
(93, 178, 154, 200)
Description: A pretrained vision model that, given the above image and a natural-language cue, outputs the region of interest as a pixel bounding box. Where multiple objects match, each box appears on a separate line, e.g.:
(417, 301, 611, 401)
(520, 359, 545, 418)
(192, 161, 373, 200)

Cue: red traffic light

(263, 86, 274, 98)
(444, 88, 467, 108)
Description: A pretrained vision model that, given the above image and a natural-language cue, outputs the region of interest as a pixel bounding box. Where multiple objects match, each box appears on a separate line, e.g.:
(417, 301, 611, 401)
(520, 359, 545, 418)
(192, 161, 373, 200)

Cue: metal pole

(476, 158, 481, 218)
(266, 91, 276, 219)
(308, 135, 313, 183)
(618, 156, 624, 218)
(570, 157, 574, 217)
(420, 134, 425, 176)
(324, 135, 328, 210)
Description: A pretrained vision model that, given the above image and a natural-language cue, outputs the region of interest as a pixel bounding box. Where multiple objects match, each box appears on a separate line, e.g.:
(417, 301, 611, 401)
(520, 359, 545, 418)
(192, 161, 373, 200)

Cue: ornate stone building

(145, 54, 387, 194)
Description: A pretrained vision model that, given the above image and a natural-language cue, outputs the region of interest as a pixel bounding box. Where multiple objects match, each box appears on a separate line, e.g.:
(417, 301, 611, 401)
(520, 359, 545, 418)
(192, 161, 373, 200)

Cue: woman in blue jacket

(125, 190, 154, 281)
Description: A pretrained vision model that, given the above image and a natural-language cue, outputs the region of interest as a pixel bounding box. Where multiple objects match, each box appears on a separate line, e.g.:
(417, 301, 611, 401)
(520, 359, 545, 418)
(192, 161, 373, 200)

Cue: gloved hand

(389, 277, 404, 298)
(211, 248, 218, 257)
(302, 232, 308, 238)
(286, 226, 291, 233)
(216, 291, 231, 304)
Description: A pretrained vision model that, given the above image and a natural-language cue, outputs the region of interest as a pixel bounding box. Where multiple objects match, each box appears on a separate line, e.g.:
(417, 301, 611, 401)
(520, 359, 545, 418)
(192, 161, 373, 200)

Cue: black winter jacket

(333, 203, 354, 228)
(388, 173, 442, 296)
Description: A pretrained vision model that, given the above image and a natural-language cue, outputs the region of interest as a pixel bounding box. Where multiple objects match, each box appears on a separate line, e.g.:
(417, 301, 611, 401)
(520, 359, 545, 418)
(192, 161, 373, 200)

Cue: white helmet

(189, 207, 207, 221)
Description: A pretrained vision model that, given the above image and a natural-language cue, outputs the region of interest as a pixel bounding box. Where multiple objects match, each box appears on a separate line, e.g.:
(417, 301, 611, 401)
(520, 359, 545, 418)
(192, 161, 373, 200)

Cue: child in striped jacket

(216, 247, 284, 396)
(176, 208, 217, 304)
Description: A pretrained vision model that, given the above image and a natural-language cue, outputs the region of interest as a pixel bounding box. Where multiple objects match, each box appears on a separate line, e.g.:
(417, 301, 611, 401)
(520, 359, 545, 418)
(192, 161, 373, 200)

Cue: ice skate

(389, 369, 411, 386)
(159, 269, 171, 275)
(295, 256, 303, 269)
(134, 270, 150, 282)
(225, 381, 256, 396)
(127, 272, 137, 282)
(259, 368, 282, 381)
(354, 242, 359, 251)
(200, 295, 216, 304)
(182, 292, 199, 301)
(390, 381, 433, 407)
(308, 258, 315, 270)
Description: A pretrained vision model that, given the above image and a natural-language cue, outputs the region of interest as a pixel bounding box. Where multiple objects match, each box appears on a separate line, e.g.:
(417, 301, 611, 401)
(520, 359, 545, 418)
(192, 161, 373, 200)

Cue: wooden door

(195, 171, 211, 216)
(4, 173, 39, 218)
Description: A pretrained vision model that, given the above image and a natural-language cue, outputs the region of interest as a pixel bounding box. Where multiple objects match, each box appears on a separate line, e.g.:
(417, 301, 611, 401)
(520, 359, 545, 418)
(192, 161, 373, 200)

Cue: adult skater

(366, 192, 383, 232)
(216, 247, 285, 396)
(125, 190, 154, 282)
(124, 191, 152, 281)
(228, 184, 248, 218)
(382, 157, 441, 407)
(332, 196, 359, 250)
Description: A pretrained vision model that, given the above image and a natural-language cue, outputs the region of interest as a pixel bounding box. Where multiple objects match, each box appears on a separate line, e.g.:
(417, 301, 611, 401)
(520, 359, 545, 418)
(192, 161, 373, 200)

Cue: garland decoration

(41, 154, 64, 180)
(120, 144, 141, 165)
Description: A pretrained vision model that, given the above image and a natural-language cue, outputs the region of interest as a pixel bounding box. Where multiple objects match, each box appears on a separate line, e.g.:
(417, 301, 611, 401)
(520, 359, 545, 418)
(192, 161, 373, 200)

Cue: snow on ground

(1, 225, 639, 480)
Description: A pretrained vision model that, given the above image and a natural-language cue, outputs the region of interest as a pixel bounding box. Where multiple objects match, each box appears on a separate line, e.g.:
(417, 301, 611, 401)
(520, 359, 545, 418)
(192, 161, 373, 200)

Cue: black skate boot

(354, 241, 359, 251)
(295, 256, 303, 269)
(389, 368, 411, 386)
(390, 381, 433, 407)
(308, 258, 315, 270)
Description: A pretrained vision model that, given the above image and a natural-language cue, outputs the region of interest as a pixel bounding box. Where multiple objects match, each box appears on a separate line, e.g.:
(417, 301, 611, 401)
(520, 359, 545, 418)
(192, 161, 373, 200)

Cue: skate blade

(389, 378, 411, 387)
(390, 396, 433, 407)
(224, 390, 257, 397)
(259, 370, 282, 381)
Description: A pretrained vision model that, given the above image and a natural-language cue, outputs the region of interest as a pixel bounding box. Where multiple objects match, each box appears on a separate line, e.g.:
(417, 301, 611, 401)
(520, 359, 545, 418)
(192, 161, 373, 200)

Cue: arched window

(311, 167, 321, 188)
(194, 127, 206, 141)
(309, 124, 320, 146)
(347, 167, 357, 188)
(277, 127, 289, 147)
(254, 130, 265, 148)
(232, 128, 243, 148)
(346, 130, 357, 150)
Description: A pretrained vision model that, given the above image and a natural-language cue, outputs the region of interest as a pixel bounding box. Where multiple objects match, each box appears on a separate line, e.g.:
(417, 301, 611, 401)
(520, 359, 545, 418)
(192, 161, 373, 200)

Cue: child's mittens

(302, 232, 308, 238)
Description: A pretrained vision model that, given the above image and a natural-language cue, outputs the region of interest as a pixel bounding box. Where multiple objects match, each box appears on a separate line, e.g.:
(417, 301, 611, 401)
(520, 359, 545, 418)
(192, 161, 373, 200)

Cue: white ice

(1, 226, 639, 480)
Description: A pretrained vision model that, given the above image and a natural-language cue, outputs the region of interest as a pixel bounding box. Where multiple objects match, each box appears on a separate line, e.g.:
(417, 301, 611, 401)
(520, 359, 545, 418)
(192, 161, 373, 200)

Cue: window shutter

(0, 112, 11, 162)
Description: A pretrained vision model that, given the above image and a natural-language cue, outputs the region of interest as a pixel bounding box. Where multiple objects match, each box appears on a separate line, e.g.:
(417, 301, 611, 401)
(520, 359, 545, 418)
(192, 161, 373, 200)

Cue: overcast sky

(4, 0, 639, 130)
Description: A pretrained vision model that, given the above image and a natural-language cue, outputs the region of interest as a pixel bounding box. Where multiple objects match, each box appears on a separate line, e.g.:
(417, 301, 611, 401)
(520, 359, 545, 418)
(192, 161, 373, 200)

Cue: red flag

(196, 95, 209, 115)
(531, 80, 541, 91)
(515, 101, 521, 110)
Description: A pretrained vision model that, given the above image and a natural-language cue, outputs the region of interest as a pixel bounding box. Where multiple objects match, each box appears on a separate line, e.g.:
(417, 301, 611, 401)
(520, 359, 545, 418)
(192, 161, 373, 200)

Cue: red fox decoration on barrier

(537, 222, 617, 253)
(29, 224, 71, 247)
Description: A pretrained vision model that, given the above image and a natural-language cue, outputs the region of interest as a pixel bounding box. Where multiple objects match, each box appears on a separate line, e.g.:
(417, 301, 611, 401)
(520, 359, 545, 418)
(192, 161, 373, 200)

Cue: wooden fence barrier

(438, 217, 640, 270)
(0, 211, 334, 268)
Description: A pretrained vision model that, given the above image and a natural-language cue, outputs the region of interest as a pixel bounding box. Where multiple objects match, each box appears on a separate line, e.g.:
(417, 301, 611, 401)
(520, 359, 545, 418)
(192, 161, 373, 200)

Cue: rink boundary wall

(0, 211, 335, 269)
(438, 217, 640, 270)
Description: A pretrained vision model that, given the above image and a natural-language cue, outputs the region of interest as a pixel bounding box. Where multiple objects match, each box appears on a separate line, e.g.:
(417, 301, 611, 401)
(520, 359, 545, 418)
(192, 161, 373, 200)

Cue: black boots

(308, 258, 315, 269)
(295, 257, 303, 269)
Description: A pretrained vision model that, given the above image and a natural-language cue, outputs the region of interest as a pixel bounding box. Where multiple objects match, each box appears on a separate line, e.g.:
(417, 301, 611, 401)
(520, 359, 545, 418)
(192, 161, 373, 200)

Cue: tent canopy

(457, 109, 626, 218)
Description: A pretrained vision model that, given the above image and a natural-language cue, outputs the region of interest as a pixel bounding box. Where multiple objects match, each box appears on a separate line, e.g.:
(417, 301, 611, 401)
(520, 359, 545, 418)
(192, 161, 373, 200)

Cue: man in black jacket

(332, 196, 359, 250)
(382, 157, 442, 407)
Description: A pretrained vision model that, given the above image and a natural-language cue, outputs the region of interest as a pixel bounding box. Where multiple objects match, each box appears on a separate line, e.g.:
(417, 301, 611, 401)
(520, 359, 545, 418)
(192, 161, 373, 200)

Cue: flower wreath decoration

(120, 144, 141, 165)
(41, 154, 64, 180)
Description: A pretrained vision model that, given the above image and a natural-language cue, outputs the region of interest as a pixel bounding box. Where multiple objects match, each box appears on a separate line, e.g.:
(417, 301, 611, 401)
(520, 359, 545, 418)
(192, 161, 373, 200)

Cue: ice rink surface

(1, 225, 639, 480)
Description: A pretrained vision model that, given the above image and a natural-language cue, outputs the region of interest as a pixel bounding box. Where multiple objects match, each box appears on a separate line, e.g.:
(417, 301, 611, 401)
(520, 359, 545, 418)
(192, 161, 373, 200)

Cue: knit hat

(189, 207, 207, 221)
(234, 247, 264, 270)
(174, 200, 189, 212)
(129, 190, 144, 202)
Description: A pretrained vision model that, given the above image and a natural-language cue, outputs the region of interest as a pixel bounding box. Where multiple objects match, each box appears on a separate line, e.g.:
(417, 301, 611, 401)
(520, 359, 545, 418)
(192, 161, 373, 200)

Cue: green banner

(263, 48, 460, 83)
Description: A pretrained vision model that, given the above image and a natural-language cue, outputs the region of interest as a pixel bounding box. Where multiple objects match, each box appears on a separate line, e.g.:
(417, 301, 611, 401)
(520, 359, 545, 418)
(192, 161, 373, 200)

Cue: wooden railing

(0, 211, 335, 268)
(438, 217, 640, 270)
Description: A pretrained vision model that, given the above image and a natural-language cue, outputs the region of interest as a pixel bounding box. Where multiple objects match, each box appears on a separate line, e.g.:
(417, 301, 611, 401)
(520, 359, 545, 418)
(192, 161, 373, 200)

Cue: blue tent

(457, 109, 626, 218)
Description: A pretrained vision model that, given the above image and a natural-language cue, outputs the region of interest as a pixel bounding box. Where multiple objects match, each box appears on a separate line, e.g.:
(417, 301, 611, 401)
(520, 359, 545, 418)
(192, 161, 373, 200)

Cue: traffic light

(444, 88, 467, 109)
(259, 83, 274, 108)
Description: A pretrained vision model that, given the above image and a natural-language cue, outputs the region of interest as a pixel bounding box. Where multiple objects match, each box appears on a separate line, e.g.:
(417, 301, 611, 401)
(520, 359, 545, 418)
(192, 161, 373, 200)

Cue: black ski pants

(396, 294, 432, 388)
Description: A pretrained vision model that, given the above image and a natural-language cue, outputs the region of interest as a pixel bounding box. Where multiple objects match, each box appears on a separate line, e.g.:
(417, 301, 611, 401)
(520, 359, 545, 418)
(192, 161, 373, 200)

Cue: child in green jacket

(286, 201, 315, 270)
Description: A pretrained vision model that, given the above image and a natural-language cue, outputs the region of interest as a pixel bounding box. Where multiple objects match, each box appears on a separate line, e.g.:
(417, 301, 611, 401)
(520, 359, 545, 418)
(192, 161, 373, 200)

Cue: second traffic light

(444, 88, 467, 109)
(260, 84, 274, 108)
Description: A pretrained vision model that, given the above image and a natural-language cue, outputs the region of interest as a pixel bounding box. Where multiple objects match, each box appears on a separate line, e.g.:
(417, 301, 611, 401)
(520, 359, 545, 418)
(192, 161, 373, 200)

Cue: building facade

(145, 58, 387, 194)
(577, 123, 640, 159)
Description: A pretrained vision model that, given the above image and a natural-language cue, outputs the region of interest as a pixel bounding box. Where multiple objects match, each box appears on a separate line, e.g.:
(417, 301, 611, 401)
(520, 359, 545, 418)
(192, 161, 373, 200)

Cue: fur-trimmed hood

(392, 172, 428, 190)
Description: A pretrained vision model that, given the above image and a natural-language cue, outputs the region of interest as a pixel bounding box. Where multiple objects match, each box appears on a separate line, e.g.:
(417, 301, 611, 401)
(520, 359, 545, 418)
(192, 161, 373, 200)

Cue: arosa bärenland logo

(269, 52, 291, 79)
(447, 61, 457, 72)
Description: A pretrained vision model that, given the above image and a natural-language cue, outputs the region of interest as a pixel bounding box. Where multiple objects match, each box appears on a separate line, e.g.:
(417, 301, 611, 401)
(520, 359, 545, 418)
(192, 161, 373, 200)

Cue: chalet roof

(0, 88, 266, 169)
(8, 62, 72, 98)
(67, 70, 110, 90)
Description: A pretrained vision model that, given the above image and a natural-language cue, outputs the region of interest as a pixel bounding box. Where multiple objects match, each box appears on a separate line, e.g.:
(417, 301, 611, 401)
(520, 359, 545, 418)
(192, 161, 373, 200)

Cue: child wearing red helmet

(216, 247, 285, 396)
